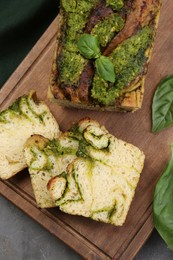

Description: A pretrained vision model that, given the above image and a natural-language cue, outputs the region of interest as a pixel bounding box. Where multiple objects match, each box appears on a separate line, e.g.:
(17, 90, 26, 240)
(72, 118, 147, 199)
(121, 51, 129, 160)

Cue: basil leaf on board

(153, 143, 173, 251)
(95, 55, 115, 83)
(152, 75, 173, 132)
(77, 34, 101, 59)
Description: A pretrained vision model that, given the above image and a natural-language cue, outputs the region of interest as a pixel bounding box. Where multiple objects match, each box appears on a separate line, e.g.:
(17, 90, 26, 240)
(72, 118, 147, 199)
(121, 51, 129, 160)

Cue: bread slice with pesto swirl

(0, 91, 60, 180)
(24, 133, 79, 208)
(25, 117, 145, 225)
(48, 156, 141, 226)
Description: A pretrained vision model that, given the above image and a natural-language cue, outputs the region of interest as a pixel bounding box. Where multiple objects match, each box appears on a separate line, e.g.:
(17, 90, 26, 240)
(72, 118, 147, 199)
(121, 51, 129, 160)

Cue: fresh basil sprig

(77, 34, 115, 83)
(153, 143, 173, 251)
(152, 75, 173, 132)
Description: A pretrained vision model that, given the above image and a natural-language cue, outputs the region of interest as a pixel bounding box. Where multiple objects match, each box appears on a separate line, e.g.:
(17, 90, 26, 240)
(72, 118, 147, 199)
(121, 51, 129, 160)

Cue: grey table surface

(0, 195, 173, 260)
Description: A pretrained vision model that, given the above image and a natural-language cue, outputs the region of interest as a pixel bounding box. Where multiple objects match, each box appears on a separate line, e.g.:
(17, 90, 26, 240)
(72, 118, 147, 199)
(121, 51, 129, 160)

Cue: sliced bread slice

(0, 91, 60, 180)
(47, 118, 145, 226)
(24, 133, 79, 208)
(48, 156, 143, 226)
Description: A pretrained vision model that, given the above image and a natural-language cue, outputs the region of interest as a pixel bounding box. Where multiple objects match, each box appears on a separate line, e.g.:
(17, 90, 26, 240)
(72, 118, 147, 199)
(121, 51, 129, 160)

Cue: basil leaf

(77, 34, 101, 59)
(152, 75, 173, 132)
(153, 143, 173, 251)
(95, 56, 115, 83)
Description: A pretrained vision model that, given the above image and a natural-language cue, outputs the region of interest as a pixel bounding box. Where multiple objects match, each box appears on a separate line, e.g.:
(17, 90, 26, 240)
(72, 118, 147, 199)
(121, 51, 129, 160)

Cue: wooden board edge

(0, 180, 110, 259)
(118, 209, 153, 260)
(0, 17, 58, 107)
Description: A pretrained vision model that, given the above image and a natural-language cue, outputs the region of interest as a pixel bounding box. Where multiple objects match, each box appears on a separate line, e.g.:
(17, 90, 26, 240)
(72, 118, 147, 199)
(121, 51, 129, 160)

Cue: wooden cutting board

(0, 1, 173, 259)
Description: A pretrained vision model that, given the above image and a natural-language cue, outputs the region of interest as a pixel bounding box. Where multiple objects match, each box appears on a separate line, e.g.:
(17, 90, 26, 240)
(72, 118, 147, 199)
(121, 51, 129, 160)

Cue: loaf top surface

(49, 0, 161, 111)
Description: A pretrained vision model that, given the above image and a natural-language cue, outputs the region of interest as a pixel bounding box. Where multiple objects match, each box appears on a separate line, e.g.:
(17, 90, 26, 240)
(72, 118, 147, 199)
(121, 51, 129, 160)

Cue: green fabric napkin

(0, 0, 59, 88)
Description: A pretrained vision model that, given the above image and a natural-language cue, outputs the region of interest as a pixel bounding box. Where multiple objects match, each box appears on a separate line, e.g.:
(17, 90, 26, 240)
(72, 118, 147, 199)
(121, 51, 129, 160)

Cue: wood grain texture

(0, 1, 173, 259)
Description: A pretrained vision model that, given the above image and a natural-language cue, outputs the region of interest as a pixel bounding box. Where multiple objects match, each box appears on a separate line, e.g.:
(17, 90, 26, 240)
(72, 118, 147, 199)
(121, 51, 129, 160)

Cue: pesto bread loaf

(49, 0, 161, 111)
(0, 91, 60, 180)
(25, 117, 145, 225)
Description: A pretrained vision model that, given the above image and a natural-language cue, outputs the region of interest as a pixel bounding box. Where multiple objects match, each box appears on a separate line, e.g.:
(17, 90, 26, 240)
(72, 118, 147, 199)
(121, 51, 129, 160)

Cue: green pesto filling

(42, 139, 60, 156)
(0, 110, 19, 123)
(61, 0, 77, 12)
(91, 26, 153, 105)
(0, 96, 45, 124)
(9, 97, 20, 112)
(110, 26, 153, 88)
(91, 13, 124, 47)
(61, 0, 95, 13)
(106, 0, 124, 10)
(91, 74, 120, 105)
(66, 12, 88, 41)
(59, 0, 96, 84)
(76, 139, 89, 158)
(0, 97, 21, 122)
(59, 50, 85, 84)
(30, 137, 79, 171)
(44, 139, 78, 156)
(30, 148, 53, 171)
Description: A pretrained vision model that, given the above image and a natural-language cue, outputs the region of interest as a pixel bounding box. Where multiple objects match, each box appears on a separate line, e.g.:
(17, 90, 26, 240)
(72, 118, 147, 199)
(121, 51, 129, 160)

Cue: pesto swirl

(91, 13, 124, 47)
(106, 0, 124, 10)
(59, 0, 96, 84)
(91, 26, 153, 105)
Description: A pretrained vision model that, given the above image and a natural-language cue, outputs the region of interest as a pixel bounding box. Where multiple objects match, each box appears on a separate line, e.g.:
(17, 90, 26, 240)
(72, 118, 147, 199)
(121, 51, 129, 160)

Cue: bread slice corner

(0, 91, 60, 180)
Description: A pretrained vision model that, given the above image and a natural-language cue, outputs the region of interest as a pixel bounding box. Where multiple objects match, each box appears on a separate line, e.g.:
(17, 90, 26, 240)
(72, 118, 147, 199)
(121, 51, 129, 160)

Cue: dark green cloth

(0, 0, 59, 88)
